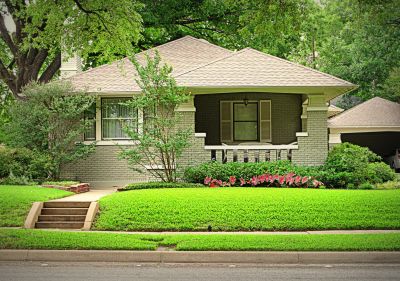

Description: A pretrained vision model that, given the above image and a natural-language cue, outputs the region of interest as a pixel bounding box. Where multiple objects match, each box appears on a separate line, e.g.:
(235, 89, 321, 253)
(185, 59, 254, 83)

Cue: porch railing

(204, 144, 299, 163)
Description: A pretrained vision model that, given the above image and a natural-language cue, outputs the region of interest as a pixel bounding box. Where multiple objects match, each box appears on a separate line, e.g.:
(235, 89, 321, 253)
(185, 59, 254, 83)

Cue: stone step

(43, 202, 91, 208)
(38, 215, 86, 222)
(41, 208, 88, 215)
(35, 222, 84, 229)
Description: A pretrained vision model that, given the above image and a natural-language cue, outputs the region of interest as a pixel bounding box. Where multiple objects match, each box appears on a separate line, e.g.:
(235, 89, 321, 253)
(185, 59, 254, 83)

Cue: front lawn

(0, 185, 72, 227)
(94, 188, 400, 231)
(1, 229, 400, 251)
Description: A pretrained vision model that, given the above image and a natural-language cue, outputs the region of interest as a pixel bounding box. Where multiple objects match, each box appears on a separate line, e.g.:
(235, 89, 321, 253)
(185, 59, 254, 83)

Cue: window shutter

(259, 100, 271, 142)
(220, 101, 233, 143)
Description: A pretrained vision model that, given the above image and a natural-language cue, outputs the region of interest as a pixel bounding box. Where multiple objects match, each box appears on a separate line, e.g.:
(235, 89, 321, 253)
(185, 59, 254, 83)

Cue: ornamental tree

(120, 52, 192, 182)
(3, 81, 95, 179)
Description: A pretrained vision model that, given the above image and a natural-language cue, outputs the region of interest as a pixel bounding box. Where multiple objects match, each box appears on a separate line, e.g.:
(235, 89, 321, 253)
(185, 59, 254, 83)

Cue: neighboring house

(328, 97, 400, 158)
(61, 36, 357, 187)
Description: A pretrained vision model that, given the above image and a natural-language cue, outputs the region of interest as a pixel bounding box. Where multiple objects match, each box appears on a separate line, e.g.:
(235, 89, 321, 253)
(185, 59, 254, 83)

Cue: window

(101, 98, 137, 140)
(233, 102, 258, 141)
(84, 103, 96, 141)
(220, 100, 271, 143)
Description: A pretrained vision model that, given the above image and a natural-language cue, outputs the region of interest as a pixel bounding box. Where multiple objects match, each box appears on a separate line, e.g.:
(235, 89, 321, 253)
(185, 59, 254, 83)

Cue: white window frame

(101, 97, 138, 140)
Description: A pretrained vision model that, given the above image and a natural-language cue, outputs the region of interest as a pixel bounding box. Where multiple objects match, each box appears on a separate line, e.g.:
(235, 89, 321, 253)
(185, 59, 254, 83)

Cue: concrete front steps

(24, 201, 99, 230)
(36, 202, 90, 229)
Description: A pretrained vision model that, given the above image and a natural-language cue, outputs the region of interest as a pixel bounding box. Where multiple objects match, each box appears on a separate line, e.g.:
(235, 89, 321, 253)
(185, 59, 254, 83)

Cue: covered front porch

(184, 92, 330, 166)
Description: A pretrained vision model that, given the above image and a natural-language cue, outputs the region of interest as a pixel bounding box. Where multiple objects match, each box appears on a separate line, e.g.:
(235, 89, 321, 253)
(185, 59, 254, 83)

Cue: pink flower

(294, 176, 302, 185)
(251, 176, 258, 186)
(204, 176, 212, 185)
(301, 176, 309, 185)
(229, 176, 236, 185)
(278, 176, 285, 186)
(240, 178, 246, 186)
(258, 174, 266, 183)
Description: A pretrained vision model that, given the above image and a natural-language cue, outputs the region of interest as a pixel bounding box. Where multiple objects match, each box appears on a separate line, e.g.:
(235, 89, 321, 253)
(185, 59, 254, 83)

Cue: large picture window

(101, 98, 137, 140)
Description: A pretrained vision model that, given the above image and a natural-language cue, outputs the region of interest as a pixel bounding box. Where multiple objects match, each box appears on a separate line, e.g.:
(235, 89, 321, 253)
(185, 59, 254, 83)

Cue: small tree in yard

(120, 52, 192, 182)
(3, 82, 95, 179)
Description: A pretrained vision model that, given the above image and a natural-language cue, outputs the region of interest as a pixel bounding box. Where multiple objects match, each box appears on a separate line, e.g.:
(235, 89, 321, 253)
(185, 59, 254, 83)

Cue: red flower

(240, 178, 246, 186)
(301, 176, 309, 185)
(229, 176, 236, 185)
(294, 176, 302, 185)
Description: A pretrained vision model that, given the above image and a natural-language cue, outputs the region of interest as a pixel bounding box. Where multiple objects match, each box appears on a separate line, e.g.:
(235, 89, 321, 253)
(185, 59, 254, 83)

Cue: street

(0, 262, 399, 281)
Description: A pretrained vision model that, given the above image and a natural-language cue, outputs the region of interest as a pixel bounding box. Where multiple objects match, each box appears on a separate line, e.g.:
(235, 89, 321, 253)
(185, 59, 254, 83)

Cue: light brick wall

(60, 145, 149, 188)
(60, 110, 207, 187)
(292, 110, 328, 166)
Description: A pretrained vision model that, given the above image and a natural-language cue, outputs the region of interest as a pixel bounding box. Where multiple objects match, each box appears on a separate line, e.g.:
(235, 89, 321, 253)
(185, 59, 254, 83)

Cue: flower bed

(204, 173, 323, 188)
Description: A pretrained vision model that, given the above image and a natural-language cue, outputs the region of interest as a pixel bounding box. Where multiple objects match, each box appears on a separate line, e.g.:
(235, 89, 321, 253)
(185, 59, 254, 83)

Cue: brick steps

(34, 202, 89, 229)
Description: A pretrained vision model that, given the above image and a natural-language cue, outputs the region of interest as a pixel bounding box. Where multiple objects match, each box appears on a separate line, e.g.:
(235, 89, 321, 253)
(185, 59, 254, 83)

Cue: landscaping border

(0, 250, 399, 264)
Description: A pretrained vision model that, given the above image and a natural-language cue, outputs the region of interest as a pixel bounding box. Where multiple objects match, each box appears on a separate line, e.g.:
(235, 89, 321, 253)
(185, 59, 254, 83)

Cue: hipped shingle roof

(328, 97, 400, 128)
(67, 36, 356, 94)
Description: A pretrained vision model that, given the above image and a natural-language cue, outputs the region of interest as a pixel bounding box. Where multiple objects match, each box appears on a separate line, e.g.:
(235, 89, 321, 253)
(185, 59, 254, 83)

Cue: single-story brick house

(60, 36, 357, 187)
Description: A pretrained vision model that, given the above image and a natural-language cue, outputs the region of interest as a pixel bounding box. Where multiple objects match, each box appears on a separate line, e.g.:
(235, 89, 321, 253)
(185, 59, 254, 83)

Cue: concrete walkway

(51, 189, 116, 202)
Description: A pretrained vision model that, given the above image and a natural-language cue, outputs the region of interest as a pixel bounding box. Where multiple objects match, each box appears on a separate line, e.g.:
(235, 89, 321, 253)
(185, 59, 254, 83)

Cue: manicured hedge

(122, 182, 205, 191)
(184, 160, 322, 183)
(184, 143, 396, 189)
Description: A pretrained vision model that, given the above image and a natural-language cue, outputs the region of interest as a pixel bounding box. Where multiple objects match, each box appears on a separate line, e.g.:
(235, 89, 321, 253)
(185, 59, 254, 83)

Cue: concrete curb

(1, 250, 399, 264)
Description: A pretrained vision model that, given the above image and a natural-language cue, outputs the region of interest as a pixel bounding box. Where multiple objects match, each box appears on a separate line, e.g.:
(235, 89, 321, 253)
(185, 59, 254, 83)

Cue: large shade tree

(0, 0, 143, 99)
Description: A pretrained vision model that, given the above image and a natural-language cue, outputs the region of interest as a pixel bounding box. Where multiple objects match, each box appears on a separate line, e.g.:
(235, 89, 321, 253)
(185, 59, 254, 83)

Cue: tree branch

(0, 58, 17, 97)
(39, 52, 61, 83)
(0, 14, 18, 55)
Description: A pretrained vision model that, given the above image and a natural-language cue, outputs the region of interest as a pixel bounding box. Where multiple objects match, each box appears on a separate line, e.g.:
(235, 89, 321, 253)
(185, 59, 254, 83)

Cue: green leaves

(120, 52, 192, 182)
(3, 81, 95, 179)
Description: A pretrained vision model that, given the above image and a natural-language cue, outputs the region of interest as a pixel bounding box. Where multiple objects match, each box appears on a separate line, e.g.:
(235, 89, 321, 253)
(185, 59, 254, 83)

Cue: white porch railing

(204, 144, 299, 163)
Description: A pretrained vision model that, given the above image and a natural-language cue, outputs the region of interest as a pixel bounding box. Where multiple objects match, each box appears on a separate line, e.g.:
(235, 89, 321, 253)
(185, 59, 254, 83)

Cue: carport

(328, 97, 400, 158)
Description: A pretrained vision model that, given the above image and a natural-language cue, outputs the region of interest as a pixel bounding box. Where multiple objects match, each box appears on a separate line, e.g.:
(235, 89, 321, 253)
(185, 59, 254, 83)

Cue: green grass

(0, 185, 72, 227)
(0, 229, 160, 250)
(94, 188, 400, 231)
(1, 229, 400, 251)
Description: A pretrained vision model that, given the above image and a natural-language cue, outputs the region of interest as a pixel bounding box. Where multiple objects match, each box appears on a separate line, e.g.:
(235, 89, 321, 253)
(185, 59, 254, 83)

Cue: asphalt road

(1, 262, 400, 281)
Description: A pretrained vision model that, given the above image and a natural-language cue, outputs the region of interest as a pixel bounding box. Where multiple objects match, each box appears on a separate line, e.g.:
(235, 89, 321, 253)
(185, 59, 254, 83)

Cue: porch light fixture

(243, 97, 249, 106)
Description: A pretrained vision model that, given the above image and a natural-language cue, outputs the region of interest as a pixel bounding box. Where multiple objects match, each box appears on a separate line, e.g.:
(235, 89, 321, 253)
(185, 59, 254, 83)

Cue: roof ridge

(328, 97, 395, 124)
(68, 36, 231, 79)
(244, 48, 356, 86)
(66, 57, 131, 80)
(174, 48, 248, 78)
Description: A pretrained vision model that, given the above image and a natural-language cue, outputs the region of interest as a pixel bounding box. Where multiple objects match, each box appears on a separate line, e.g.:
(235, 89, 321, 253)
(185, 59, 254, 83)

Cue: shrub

(324, 143, 381, 173)
(321, 143, 393, 188)
(376, 181, 400, 190)
(0, 146, 48, 180)
(0, 173, 36, 185)
(366, 162, 396, 184)
(358, 182, 375, 190)
(184, 161, 322, 183)
(121, 182, 204, 191)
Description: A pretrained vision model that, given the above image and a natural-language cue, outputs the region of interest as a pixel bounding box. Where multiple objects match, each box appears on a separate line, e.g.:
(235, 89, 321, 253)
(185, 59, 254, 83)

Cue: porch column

(292, 95, 328, 166)
(328, 128, 342, 150)
(175, 95, 209, 170)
